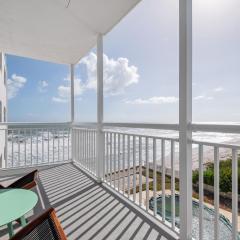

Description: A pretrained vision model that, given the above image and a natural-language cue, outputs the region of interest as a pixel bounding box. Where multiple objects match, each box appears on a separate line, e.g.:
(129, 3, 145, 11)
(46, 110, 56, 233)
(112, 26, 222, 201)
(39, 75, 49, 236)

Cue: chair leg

(7, 222, 14, 238)
(20, 216, 27, 227)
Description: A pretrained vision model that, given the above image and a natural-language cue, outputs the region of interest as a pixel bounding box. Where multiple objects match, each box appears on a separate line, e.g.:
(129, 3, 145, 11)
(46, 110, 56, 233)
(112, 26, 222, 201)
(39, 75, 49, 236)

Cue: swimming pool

(149, 194, 239, 240)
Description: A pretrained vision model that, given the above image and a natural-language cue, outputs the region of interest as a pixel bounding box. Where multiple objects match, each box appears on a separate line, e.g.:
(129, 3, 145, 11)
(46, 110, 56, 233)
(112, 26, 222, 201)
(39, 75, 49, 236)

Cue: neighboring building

(0, 53, 7, 168)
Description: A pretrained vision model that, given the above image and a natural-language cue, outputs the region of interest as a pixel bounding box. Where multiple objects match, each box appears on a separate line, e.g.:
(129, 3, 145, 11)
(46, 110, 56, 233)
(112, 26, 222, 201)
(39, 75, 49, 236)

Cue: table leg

(20, 216, 27, 227)
(7, 222, 14, 238)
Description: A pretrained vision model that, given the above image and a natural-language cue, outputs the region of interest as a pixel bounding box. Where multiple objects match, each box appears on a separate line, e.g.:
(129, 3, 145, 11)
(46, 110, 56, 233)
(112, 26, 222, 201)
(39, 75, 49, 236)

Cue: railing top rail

(192, 139, 240, 149)
(73, 122, 97, 127)
(103, 129, 179, 141)
(75, 122, 240, 134)
(191, 123, 240, 134)
(103, 122, 179, 131)
(0, 122, 71, 129)
(1, 121, 240, 134)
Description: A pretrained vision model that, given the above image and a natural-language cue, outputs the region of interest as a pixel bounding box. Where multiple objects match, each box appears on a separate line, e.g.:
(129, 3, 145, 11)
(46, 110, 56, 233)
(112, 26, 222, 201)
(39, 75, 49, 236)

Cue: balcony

(0, 162, 178, 240)
(0, 123, 239, 240)
(0, 1, 239, 239)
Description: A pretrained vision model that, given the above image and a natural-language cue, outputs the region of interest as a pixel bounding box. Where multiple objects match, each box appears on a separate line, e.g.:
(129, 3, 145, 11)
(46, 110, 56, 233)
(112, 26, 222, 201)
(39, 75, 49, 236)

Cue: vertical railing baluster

(153, 138, 157, 216)
(77, 129, 80, 163)
(146, 137, 149, 211)
(92, 130, 94, 173)
(36, 129, 39, 164)
(87, 129, 89, 170)
(89, 130, 91, 171)
(18, 129, 20, 166)
(24, 129, 27, 166)
(161, 139, 166, 222)
(88, 130, 91, 171)
(84, 129, 86, 167)
(139, 136, 142, 206)
(67, 128, 70, 161)
(232, 148, 238, 240)
(30, 129, 33, 165)
(171, 140, 175, 229)
(11, 130, 14, 167)
(89, 130, 92, 171)
(133, 135, 136, 202)
(214, 146, 219, 240)
(127, 135, 130, 198)
(72, 128, 74, 162)
(95, 130, 97, 175)
(104, 132, 109, 182)
(42, 128, 44, 163)
(114, 133, 117, 189)
(86, 129, 89, 170)
(62, 128, 65, 161)
(53, 129, 55, 162)
(79, 129, 81, 164)
(88, 130, 90, 170)
(48, 129, 50, 163)
(118, 134, 121, 191)
(199, 144, 204, 240)
(110, 133, 113, 185)
(122, 134, 125, 195)
(58, 129, 60, 162)
(81, 129, 83, 165)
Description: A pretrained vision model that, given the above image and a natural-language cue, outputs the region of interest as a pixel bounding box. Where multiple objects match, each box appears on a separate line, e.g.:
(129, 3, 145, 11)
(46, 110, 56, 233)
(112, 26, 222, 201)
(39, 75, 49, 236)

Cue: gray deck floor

(0, 163, 178, 240)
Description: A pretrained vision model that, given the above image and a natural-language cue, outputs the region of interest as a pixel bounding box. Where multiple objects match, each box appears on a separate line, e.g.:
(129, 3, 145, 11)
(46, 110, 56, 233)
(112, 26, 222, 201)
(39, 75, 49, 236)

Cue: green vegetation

(192, 158, 240, 193)
(133, 169, 179, 194)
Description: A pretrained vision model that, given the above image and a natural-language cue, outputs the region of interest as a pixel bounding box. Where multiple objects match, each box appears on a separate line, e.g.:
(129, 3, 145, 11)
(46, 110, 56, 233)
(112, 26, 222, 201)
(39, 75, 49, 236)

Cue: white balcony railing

(0, 123, 71, 169)
(72, 123, 240, 240)
(0, 122, 239, 239)
(72, 126, 97, 176)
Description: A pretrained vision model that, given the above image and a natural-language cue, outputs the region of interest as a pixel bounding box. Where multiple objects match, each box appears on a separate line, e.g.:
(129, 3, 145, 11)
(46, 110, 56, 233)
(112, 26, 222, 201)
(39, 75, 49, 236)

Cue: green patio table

(0, 189, 38, 238)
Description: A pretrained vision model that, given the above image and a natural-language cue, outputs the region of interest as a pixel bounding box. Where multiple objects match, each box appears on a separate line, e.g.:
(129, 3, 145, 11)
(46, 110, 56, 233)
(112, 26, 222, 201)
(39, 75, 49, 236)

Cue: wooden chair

(0, 170, 38, 190)
(10, 208, 67, 240)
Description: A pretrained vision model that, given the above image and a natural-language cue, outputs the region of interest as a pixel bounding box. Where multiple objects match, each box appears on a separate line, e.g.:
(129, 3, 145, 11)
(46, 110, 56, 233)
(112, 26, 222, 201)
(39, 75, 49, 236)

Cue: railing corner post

(96, 34, 104, 183)
(179, 0, 192, 239)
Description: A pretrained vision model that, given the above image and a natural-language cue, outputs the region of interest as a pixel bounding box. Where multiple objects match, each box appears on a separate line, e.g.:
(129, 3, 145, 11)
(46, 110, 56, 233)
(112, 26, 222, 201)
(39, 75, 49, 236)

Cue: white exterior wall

(0, 53, 7, 168)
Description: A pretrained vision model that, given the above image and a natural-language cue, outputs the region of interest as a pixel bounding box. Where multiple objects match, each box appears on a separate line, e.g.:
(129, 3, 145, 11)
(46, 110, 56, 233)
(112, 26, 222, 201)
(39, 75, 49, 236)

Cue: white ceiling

(0, 0, 140, 64)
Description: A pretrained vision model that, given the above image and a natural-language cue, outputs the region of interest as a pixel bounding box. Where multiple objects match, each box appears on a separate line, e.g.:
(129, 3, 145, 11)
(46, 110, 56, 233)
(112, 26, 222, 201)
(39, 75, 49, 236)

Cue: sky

(6, 0, 240, 123)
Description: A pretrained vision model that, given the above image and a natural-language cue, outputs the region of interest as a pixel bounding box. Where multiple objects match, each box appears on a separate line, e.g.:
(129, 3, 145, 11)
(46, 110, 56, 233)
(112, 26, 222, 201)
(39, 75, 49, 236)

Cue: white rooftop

(0, 0, 140, 64)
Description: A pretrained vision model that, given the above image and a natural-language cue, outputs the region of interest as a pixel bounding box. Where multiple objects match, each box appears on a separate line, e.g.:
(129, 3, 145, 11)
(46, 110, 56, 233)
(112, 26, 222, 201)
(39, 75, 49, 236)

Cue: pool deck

(0, 163, 178, 240)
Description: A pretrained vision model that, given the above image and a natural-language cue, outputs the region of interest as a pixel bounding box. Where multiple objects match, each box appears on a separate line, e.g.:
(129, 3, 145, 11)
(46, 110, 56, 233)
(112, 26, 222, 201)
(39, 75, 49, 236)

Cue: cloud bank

(8, 74, 27, 99)
(53, 52, 139, 103)
(38, 80, 48, 92)
(125, 96, 179, 105)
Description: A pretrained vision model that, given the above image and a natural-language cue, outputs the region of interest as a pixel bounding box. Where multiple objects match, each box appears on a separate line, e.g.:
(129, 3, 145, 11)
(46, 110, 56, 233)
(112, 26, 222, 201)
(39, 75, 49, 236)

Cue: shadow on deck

(0, 163, 178, 240)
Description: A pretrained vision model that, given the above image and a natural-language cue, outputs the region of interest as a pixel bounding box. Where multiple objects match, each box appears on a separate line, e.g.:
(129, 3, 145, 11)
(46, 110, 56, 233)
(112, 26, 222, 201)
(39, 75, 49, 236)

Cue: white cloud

(52, 97, 69, 103)
(193, 95, 205, 100)
(7, 74, 27, 99)
(194, 95, 214, 101)
(125, 96, 179, 105)
(52, 78, 84, 103)
(38, 80, 48, 92)
(53, 52, 139, 103)
(213, 87, 223, 92)
(80, 52, 139, 95)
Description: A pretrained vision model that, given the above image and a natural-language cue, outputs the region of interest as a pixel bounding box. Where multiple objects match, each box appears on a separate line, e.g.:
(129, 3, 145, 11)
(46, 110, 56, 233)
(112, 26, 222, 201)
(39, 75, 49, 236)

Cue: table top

(0, 189, 38, 226)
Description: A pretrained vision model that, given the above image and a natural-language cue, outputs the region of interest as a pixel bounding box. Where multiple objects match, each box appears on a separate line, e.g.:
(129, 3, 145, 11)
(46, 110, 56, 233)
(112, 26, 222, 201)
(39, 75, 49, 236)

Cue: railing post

(179, 0, 192, 239)
(70, 64, 75, 162)
(96, 34, 104, 182)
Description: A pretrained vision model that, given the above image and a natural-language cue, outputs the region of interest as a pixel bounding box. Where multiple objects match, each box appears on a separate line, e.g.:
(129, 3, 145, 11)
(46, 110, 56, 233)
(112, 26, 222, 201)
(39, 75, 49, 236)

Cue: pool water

(149, 194, 239, 240)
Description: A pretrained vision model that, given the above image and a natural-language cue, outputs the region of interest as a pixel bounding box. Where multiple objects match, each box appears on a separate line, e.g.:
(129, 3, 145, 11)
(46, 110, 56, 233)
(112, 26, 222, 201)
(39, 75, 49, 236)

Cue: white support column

(179, 0, 192, 239)
(70, 64, 75, 123)
(70, 64, 75, 162)
(96, 34, 104, 182)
